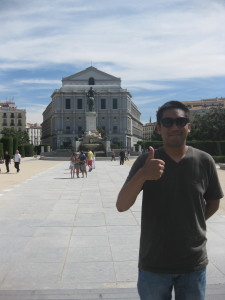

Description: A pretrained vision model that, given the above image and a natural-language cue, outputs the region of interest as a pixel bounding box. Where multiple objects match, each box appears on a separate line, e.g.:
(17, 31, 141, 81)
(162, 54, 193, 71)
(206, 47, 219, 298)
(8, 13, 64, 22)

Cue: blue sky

(0, 0, 225, 124)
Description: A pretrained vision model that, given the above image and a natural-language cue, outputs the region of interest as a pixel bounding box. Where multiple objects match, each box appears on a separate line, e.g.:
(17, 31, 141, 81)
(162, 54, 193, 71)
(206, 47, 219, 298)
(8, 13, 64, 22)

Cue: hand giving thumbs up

(142, 146, 165, 181)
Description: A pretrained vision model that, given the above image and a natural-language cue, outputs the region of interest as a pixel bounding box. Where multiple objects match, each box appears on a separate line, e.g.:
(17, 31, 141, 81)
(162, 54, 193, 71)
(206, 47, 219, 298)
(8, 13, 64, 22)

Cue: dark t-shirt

(120, 151, 125, 158)
(79, 154, 86, 164)
(125, 146, 223, 274)
(4, 154, 10, 163)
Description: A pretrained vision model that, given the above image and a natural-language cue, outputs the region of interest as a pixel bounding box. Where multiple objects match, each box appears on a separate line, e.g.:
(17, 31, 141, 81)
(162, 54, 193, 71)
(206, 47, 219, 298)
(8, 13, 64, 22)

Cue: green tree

(190, 107, 225, 140)
(0, 143, 3, 158)
(1, 136, 14, 157)
(1, 128, 29, 145)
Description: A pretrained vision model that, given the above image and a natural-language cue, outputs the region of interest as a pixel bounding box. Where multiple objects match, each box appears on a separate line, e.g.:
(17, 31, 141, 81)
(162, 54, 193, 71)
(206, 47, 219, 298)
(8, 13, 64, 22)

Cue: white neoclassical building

(42, 67, 143, 150)
(26, 123, 42, 146)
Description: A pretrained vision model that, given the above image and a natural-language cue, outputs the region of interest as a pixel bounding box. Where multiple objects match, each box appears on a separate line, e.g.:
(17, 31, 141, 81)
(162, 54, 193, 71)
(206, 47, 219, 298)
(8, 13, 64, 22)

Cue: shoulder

(190, 146, 214, 162)
(189, 147, 216, 173)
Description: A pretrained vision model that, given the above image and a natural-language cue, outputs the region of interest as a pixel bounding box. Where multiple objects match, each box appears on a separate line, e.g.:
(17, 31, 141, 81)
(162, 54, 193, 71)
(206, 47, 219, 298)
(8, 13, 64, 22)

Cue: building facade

(182, 98, 225, 120)
(42, 67, 143, 150)
(0, 101, 26, 132)
(143, 122, 157, 141)
(26, 123, 42, 146)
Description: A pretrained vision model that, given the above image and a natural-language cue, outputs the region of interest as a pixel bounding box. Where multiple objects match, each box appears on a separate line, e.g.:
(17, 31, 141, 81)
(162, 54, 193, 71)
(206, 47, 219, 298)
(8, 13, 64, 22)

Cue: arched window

(88, 77, 95, 85)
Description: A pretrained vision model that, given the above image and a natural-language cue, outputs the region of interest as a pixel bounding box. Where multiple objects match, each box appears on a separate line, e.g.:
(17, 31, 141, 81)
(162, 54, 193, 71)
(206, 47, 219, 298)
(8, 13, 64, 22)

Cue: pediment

(62, 66, 121, 86)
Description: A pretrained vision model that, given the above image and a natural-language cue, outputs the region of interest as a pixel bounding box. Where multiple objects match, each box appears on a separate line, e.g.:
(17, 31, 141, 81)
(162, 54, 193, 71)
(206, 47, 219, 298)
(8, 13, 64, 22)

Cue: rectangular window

(77, 98, 83, 109)
(3, 113, 7, 118)
(18, 120, 22, 126)
(113, 126, 118, 133)
(10, 119, 15, 126)
(101, 99, 106, 109)
(11, 113, 14, 118)
(113, 98, 118, 109)
(65, 98, 71, 109)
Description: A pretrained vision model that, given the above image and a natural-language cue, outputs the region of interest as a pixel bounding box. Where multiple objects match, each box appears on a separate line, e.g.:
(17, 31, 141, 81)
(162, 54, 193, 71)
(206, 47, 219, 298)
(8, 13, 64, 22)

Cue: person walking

(14, 150, 21, 173)
(116, 101, 223, 300)
(119, 150, 125, 165)
(92, 151, 96, 169)
(0, 156, 3, 172)
(74, 152, 80, 178)
(69, 153, 76, 178)
(87, 149, 94, 172)
(4, 151, 11, 173)
(111, 151, 116, 161)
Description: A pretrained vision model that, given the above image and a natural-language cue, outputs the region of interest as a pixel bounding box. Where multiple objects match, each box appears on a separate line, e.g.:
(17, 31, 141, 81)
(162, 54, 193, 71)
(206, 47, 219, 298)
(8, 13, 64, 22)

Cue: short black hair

(156, 101, 190, 124)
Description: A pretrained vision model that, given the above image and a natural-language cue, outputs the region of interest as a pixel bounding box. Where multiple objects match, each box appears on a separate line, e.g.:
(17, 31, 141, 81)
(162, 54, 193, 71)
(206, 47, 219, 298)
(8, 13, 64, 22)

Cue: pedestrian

(111, 151, 116, 161)
(79, 151, 87, 178)
(69, 153, 76, 178)
(0, 156, 3, 172)
(74, 152, 80, 178)
(14, 150, 21, 173)
(125, 150, 129, 161)
(92, 151, 96, 169)
(87, 149, 93, 172)
(4, 151, 11, 173)
(116, 100, 223, 300)
(127, 150, 130, 160)
(119, 150, 125, 165)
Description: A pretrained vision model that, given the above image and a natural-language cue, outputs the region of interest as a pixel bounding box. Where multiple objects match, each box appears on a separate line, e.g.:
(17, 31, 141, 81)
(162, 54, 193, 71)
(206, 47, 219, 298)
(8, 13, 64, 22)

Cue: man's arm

(205, 199, 220, 220)
(116, 168, 146, 212)
(116, 147, 165, 212)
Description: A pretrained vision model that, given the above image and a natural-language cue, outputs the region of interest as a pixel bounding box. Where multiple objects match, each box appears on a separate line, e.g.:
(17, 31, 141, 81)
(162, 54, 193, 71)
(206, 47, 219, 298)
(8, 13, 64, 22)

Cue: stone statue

(86, 87, 95, 111)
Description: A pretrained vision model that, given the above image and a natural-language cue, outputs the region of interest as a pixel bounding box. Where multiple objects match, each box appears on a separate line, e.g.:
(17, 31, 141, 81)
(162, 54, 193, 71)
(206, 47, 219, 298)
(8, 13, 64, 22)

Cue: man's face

(157, 108, 191, 148)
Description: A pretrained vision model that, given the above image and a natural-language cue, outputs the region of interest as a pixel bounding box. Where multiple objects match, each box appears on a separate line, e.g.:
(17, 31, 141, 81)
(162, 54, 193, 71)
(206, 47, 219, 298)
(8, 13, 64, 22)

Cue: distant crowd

(69, 150, 95, 178)
(68, 149, 130, 178)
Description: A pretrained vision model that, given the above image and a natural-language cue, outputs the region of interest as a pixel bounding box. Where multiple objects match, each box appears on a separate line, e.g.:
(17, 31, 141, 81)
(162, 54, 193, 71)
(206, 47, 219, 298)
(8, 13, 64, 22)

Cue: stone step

(0, 285, 224, 300)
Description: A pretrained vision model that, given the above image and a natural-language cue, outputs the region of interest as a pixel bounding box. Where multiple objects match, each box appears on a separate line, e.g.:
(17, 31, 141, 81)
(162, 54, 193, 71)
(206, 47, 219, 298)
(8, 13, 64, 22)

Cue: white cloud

(0, 0, 225, 124)
(0, 0, 225, 81)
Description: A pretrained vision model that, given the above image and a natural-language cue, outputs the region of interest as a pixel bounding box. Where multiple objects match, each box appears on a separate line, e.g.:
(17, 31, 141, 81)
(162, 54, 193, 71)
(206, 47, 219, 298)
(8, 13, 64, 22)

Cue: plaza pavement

(0, 157, 224, 299)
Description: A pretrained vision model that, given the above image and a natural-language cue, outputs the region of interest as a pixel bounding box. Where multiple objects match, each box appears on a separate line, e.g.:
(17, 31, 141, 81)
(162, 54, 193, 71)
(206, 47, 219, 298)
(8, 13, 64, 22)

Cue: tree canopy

(0, 128, 29, 145)
(189, 107, 225, 141)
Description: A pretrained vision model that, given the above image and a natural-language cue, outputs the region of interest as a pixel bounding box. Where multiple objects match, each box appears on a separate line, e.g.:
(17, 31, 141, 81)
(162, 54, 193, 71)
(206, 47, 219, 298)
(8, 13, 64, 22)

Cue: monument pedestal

(85, 112, 97, 132)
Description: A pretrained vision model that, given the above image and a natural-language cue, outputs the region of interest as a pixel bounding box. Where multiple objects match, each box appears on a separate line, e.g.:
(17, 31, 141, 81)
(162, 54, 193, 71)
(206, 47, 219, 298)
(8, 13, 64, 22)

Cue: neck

(163, 145, 189, 163)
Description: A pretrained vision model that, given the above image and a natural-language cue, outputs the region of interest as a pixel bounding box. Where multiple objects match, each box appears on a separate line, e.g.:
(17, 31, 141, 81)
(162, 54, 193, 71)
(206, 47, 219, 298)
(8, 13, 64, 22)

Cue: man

(116, 101, 223, 300)
(4, 151, 11, 173)
(14, 150, 21, 173)
(119, 150, 125, 165)
(87, 149, 94, 172)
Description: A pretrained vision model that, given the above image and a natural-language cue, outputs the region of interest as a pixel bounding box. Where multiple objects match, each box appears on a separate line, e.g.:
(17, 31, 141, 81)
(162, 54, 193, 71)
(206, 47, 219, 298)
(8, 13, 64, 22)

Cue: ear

(187, 123, 191, 133)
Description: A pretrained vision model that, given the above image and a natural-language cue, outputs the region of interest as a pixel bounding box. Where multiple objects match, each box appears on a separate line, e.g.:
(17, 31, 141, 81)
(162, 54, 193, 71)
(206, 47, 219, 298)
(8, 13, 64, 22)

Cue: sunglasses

(160, 117, 189, 128)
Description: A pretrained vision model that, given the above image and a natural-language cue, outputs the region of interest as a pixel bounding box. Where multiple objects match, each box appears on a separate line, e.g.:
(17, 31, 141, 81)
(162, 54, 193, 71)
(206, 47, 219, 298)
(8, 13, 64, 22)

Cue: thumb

(149, 146, 155, 160)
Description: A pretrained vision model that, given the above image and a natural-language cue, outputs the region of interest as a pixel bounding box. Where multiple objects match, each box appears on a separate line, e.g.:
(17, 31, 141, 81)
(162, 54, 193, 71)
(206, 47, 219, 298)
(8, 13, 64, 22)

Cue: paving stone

(0, 160, 224, 298)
